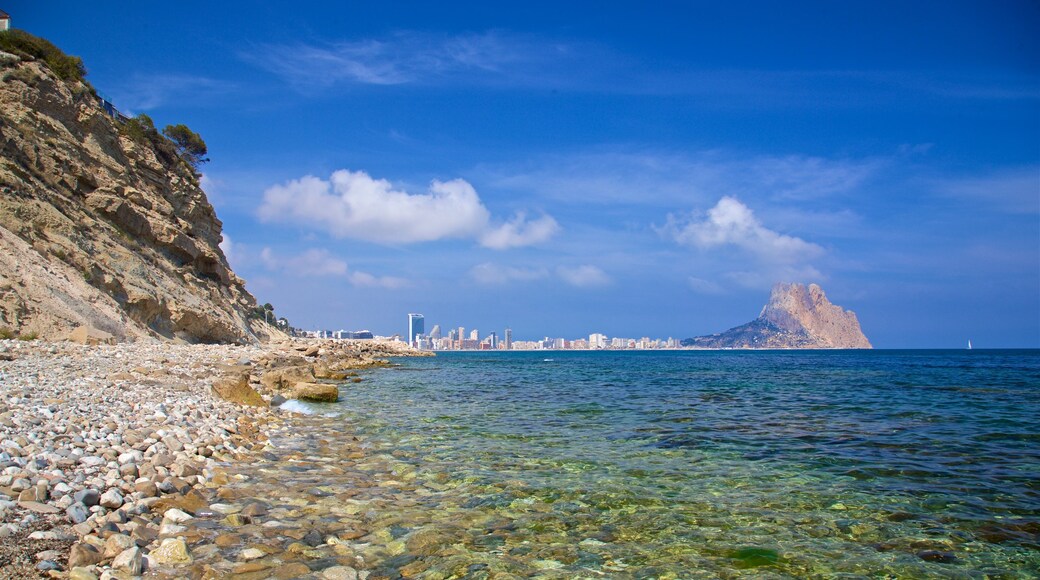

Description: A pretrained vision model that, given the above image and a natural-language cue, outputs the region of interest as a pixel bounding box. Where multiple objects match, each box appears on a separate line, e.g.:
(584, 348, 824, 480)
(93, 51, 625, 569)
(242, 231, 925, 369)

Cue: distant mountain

(684, 283, 872, 349)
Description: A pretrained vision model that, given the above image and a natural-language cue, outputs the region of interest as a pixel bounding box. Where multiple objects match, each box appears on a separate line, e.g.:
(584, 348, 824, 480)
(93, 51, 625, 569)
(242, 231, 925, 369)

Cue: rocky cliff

(0, 45, 265, 343)
(686, 283, 872, 349)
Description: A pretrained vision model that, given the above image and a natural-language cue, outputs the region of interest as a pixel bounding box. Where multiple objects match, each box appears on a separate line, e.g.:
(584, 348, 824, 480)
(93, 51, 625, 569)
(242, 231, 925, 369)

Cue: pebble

(75, 489, 100, 507)
(111, 546, 144, 574)
(0, 338, 415, 578)
(321, 566, 360, 580)
(149, 537, 192, 564)
(239, 547, 265, 560)
(66, 502, 90, 523)
(163, 508, 192, 523)
(99, 488, 123, 509)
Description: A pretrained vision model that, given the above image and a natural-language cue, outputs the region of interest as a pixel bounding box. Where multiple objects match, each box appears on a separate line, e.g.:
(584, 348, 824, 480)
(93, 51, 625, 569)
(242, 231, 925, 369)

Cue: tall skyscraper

(407, 313, 424, 348)
(504, 327, 512, 350)
(429, 325, 442, 339)
(469, 328, 479, 341)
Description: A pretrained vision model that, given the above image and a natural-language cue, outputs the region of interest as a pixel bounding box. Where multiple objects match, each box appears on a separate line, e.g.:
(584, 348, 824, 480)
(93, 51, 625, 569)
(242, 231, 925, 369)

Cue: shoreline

(0, 337, 422, 579)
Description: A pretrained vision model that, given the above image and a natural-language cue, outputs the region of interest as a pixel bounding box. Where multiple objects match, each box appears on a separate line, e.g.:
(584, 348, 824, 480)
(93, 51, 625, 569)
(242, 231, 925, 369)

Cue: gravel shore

(0, 337, 410, 579)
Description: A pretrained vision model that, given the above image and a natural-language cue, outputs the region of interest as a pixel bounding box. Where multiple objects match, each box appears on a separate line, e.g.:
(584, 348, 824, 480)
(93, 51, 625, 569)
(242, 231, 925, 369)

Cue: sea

(268, 350, 1040, 578)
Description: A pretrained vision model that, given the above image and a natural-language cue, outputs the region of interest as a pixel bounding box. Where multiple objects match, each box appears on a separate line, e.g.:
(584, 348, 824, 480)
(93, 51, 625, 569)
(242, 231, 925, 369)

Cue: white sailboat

(967, 339, 973, 350)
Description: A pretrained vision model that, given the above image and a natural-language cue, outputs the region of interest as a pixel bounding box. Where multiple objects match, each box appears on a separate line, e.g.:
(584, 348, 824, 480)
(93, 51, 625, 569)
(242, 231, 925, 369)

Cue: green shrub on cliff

(119, 113, 159, 144)
(0, 29, 87, 83)
(163, 124, 209, 169)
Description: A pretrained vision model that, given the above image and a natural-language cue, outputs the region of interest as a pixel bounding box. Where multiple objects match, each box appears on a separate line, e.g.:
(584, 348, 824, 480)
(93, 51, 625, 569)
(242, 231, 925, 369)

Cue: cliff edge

(0, 40, 265, 343)
(686, 283, 872, 349)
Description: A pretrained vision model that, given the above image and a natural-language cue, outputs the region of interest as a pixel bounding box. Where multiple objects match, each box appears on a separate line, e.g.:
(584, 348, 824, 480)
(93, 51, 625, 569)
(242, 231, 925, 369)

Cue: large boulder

(261, 365, 316, 392)
(292, 382, 339, 403)
(212, 370, 265, 406)
(67, 325, 116, 345)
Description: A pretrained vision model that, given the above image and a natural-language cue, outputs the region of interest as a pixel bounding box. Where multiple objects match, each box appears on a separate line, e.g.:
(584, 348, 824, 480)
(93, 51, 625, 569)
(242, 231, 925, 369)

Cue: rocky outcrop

(292, 382, 339, 403)
(686, 282, 871, 349)
(0, 49, 266, 343)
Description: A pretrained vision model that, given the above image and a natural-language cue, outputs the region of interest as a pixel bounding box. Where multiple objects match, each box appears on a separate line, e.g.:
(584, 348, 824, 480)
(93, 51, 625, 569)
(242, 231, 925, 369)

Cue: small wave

(278, 400, 323, 415)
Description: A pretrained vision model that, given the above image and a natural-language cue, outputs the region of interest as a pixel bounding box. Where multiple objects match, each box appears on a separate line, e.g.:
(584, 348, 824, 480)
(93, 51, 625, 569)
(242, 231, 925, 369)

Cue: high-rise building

(504, 327, 512, 350)
(469, 329, 479, 341)
(407, 313, 424, 348)
(430, 325, 442, 339)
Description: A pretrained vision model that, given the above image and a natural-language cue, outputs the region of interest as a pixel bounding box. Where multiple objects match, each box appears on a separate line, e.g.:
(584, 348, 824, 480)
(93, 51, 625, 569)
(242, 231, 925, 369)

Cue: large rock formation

(0, 45, 265, 342)
(686, 283, 872, 349)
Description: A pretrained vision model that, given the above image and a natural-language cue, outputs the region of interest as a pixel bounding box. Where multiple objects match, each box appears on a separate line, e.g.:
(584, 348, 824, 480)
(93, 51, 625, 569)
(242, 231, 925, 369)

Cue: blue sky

(11, 1, 1039, 347)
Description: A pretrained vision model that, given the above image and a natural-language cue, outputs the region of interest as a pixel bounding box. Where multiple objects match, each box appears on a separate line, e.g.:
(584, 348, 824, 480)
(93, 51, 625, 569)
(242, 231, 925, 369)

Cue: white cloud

(556, 265, 611, 287)
(258, 169, 558, 249)
(469, 263, 549, 285)
(260, 248, 348, 277)
(258, 247, 407, 289)
(480, 213, 560, 249)
(349, 271, 409, 289)
(663, 196, 824, 264)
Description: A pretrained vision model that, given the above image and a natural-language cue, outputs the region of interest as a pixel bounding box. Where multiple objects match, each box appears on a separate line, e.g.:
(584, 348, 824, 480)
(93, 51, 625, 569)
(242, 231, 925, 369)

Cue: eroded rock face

(760, 283, 871, 348)
(687, 282, 871, 349)
(0, 55, 266, 343)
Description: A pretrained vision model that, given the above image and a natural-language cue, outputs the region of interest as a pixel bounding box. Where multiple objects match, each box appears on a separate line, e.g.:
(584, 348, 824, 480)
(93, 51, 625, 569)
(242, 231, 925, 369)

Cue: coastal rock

(75, 489, 100, 507)
(111, 546, 144, 574)
(67, 326, 115, 346)
(149, 538, 192, 565)
(103, 533, 136, 559)
(212, 370, 266, 406)
(261, 365, 316, 392)
(68, 543, 103, 568)
(99, 488, 123, 509)
(292, 382, 339, 403)
(685, 282, 871, 349)
(0, 50, 279, 343)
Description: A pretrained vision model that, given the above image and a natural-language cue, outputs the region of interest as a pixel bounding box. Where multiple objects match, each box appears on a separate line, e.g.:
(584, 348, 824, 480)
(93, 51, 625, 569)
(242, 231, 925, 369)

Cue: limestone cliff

(0, 47, 265, 343)
(686, 283, 872, 349)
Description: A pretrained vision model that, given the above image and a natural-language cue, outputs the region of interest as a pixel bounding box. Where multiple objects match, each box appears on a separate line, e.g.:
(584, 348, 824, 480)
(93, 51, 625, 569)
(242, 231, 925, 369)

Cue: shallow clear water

(166, 350, 1039, 578)
(310, 349, 1039, 577)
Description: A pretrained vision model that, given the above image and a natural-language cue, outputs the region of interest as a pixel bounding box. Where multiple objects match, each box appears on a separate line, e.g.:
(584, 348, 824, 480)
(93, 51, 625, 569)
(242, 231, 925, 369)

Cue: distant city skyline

(397, 313, 683, 350)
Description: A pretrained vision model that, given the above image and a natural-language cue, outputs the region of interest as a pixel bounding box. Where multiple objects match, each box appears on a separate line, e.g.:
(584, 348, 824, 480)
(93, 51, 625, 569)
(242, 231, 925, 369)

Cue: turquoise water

(312, 349, 1040, 577)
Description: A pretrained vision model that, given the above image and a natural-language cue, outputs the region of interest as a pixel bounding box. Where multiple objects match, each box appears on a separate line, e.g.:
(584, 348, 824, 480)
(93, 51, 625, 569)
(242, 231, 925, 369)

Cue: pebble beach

(0, 337, 409, 579)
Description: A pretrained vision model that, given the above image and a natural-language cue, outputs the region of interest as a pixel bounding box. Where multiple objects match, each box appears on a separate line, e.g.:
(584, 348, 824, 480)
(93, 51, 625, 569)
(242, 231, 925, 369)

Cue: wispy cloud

(242, 30, 592, 91)
(480, 213, 560, 250)
(480, 149, 881, 207)
(242, 31, 1040, 104)
(110, 73, 237, 112)
(556, 265, 611, 287)
(261, 247, 348, 277)
(257, 169, 559, 249)
(934, 166, 1040, 215)
(347, 271, 409, 289)
(688, 277, 725, 295)
(469, 263, 548, 285)
(470, 262, 610, 288)
(256, 247, 407, 289)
